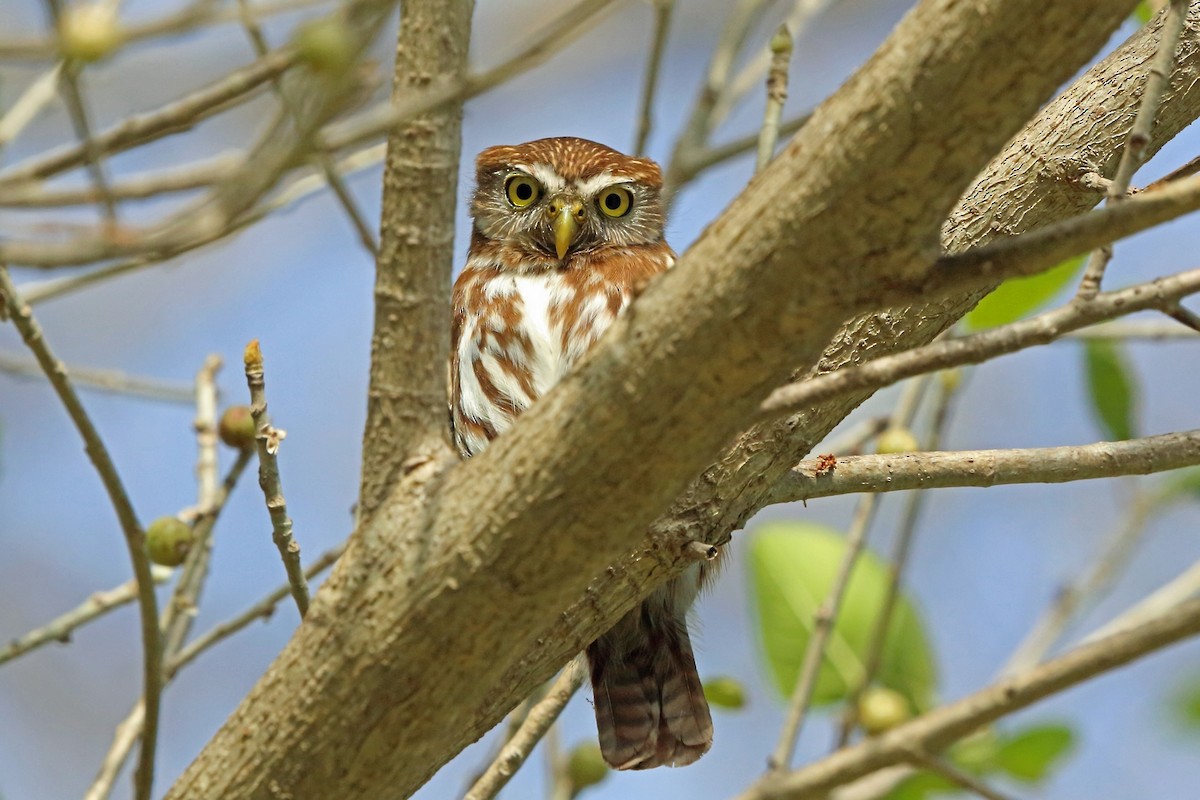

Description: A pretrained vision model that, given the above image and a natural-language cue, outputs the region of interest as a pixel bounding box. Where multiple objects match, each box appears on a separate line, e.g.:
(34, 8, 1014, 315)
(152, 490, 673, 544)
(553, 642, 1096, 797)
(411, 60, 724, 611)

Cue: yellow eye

(597, 186, 633, 218)
(505, 174, 541, 208)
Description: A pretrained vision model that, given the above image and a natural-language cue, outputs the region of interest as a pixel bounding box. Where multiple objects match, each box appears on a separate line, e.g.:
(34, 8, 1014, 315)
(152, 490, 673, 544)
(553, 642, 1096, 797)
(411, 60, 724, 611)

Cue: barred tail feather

(587, 600, 713, 770)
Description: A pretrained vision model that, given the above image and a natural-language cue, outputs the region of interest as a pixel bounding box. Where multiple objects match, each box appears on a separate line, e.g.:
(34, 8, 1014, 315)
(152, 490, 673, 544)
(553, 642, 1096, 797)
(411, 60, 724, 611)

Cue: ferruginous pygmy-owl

(450, 137, 713, 769)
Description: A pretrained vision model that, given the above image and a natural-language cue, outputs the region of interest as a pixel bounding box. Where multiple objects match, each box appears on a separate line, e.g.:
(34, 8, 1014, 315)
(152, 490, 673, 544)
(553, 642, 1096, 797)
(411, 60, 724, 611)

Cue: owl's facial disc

(546, 196, 585, 258)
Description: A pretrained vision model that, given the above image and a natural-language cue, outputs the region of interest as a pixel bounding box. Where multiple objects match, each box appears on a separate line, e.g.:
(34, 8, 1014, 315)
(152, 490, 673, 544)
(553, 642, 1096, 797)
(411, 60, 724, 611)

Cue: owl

(450, 137, 714, 769)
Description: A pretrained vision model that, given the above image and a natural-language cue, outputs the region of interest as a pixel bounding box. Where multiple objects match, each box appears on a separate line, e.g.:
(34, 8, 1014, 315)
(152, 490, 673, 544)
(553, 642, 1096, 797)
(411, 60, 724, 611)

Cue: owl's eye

(597, 186, 633, 218)
(505, 175, 542, 208)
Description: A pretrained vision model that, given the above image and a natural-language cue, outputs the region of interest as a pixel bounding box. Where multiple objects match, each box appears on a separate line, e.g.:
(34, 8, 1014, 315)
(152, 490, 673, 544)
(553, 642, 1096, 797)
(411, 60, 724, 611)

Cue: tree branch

(735, 596, 1200, 800)
(356, 0, 473, 519)
(762, 267, 1200, 419)
(770, 430, 1200, 503)
(0, 263, 162, 800)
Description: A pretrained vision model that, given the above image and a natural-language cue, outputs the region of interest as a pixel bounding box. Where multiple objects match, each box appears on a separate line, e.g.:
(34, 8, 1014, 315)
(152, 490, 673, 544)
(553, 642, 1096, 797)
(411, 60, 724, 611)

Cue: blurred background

(1, 1, 1198, 798)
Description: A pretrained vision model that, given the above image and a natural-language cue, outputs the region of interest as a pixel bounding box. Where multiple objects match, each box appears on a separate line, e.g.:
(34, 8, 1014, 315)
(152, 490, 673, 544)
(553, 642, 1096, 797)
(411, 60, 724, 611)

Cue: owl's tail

(586, 599, 713, 770)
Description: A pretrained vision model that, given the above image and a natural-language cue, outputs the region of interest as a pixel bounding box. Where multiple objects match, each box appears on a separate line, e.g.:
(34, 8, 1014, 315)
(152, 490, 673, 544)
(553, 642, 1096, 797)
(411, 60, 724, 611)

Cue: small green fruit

(704, 676, 747, 709)
(876, 426, 920, 454)
(145, 517, 194, 567)
(218, 405, 257, 450)
(292, 18, 356, 74)
(59, 3, 121, 62)
(567, 742, 608, 792)
(858, 686, 911, 735)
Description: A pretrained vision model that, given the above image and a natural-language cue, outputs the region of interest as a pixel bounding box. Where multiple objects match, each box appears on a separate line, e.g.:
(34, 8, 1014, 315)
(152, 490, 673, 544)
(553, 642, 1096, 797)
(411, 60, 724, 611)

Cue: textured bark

(166, 2, 1200, 799)
(357, 0, 474, 519)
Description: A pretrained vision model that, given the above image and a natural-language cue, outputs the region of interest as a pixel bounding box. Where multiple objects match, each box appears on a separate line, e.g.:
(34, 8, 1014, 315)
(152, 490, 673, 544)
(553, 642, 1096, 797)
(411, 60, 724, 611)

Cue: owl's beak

(549, 198, 584, 259)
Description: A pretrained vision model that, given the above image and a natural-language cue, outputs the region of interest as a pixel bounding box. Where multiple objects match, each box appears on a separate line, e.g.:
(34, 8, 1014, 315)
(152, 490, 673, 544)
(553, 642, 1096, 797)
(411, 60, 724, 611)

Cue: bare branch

(244, 340, 310, 617)
(167, 543, 343, 678)
(0, 0, 331, 60)
(1078, 0, 1188, 298)
(770, 492, 882, 771)
(736, 597, 1200, 800)
(771, 429, 1200, 504)
(0, 50, 292, 185)
(1002, 492, 1155, 676)
(633, 0, 674, 155)
(0, 350, 195, 402)
(463, 659, 587, 800)
(902, 750, 1016, 800)
(762, 268, 1200, 419)
(756, 25, 793, 173)
(0, 570, 171, 666)
(0, 264, 162, 800)
(0, 63, 61, 151)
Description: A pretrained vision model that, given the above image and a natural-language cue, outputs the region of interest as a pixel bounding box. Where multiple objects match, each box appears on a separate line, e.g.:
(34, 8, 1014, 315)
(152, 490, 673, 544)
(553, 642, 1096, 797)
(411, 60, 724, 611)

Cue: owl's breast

(451, 266, 627, 456)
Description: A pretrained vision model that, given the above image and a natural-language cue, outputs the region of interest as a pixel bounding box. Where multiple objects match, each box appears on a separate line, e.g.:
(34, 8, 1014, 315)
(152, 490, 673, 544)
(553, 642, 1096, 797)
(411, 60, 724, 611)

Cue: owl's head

(470, 137, 665, 263)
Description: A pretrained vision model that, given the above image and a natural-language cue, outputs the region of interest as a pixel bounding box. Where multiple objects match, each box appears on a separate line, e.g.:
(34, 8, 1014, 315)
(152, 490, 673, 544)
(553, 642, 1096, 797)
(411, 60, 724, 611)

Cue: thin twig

(1165, 302, 1200, 332)
(0, 63, 62, 152)
(1002, 491, 1155, 676)
(769, 492, 883, 771)
(667, 113, 811, 195)
(1064, 319, 1199, 340)
(0, 263, 161, 800)
(167, 542, 343, 677)
(736, 596, 1200, 800)
(0, 0, 331, 60)
(761, 267, 1200, 418)
(1084, 558, 1200, 643)
(770, 428, 1200, 504)
(0, 49, 292, 185)
(0, 570, 171, 666)
(1, 0, 616, 271)
(1143, 151, 1200, 191)
(19, 143, 385, 305)
(244, 339, 310, 616)
(834, 378, 961, 748)
(663, 0, 774, 195)
(756, 25, 792, 173)
(1077, 0, 1186, 299)
(40, 0, 120, 224)
(321, 0, 624, 154)
(463, 658, 587, 800)
(234, 0, 379, 255)
(84, 449, 255, 800)
(0, 153, 236, 206)
(0, 350, 195, 403)
(710, 0, 833, 130)
(633, 0, 674, 155)
(903, 749, 1016, 800)
(84, 702, 146, 800)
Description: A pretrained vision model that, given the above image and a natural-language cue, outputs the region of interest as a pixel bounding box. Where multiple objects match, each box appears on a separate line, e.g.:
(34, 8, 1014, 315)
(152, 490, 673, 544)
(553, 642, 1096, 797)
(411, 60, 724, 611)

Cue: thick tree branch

(168, 2, 1143, 798)
(356, 0, 473, 519)
(770, 430, 1200, 503)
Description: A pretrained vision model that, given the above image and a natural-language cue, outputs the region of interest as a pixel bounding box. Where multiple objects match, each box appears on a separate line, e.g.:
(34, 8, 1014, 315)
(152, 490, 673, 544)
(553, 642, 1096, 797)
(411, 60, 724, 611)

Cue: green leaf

(1170, 674, 1200, 731)
(1135, 2, 1156, 24)
(964, 256, 1084, 330)
(748, 522, 938, 711)
(883, 770, 957, 800)
(703, 676, 748, 710)
(995, 724, 1076, 783)
(1082, 340, 1138, 441)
